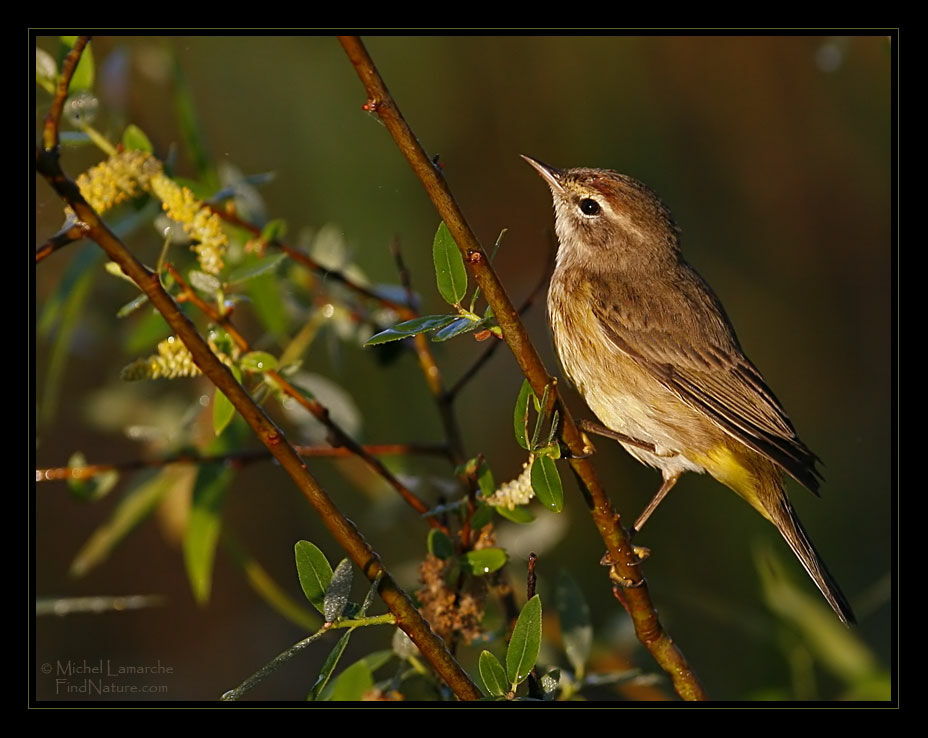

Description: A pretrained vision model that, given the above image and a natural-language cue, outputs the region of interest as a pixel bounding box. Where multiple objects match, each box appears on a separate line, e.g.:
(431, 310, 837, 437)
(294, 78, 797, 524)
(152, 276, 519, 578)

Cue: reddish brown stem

(338, 34, 707, 701)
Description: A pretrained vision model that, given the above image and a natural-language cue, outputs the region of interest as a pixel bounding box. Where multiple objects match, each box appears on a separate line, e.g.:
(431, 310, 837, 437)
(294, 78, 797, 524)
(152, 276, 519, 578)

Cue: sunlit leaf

(226, 252, 287, 285)
(364, 314, 457, 346)
(513, 379, 534, 450)
(65, 451, 118, 502)
(494, 505, 535, 524)
(531, 455, 563, 513)
(432, 221, 467, 305)
(326, 659, 374, 702)
(506, 594, 542, 687)
(60, 36, 94, 92)
(212, 365, 242, 437)
(295, 540, 333, 614)
(430, 316, 478, 342)
(122, 124, 153, 153)
(479, 650, 508, 697)
(240, 351, 277, 373)
(461, 548, 507, 576)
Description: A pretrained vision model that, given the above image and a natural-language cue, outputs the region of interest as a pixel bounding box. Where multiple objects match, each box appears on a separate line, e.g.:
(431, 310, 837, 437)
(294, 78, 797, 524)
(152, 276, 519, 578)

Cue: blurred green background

(34, 35, 891, 701)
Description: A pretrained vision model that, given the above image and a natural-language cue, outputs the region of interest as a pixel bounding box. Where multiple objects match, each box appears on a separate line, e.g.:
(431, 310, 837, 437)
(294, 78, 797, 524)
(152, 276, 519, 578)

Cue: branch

(35, 442, 449, 483)
(34, 39, 481, 701)
(338, 35, 706, 701)
(166, 262, 446, 529)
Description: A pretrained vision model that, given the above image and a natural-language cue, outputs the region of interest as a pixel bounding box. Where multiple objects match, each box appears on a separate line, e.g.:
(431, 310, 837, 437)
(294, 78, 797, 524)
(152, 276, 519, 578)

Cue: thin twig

(338, 35, 706, 701)
(166, 263, 446, 528)
(35, 37, 482, 702)
(35, 223, 85, 263)
(36, 442, 449, 483)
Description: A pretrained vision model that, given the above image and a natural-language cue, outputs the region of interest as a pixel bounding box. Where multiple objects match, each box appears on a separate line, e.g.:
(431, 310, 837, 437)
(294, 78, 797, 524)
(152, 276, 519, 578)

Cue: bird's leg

(579, 419, 677, 457)
(632, 472, 681, 535)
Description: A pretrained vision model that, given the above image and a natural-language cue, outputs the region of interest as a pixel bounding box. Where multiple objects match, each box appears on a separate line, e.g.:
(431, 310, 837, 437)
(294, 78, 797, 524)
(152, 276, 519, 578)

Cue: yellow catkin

(70, 149, 161, 214)
(68, 149, 228, 275)
(120, 334, 236, 381)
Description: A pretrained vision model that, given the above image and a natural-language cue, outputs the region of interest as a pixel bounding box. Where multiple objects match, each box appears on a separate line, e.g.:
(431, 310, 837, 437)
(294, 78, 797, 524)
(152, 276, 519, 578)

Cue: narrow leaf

(432, 221, 467, 305)
(324, 558, 353, 622)
(531, 456, 564, 513)
(212, 366, 242, 437)
(60, 36, 94, 92)
(555, 571, 593, 679)
(226, 252, 288, 285)
(364, 314, 458, 346)
(259, 218, 288, 243)
(479, 650, 509, 697)
(295, 541, 333, 614)
(513, 379, 534, 450)
(70, 466, 192, 577)
(461, 548, 508, 576)
(506, 594, 542, 687)
(240, 351, 277, 373)
(476, 461, 496, 500)
(309, 629, 353, 700)
(427, 529, 454, 560)
(430, 316, 479, 342)
(326, 659, 374, 702)
(116, 293, 150, 319)
(183, 465, 233, 605)
(122, 124, 153, 153)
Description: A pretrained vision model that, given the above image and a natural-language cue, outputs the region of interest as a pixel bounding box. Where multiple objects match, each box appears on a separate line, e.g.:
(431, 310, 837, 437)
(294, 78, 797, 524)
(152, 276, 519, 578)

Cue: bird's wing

(590, 270, 822, 493)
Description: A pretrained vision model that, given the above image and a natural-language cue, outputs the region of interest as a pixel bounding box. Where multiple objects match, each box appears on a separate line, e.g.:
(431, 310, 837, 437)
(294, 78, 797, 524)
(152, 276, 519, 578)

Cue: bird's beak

(521, 154, 564, 192)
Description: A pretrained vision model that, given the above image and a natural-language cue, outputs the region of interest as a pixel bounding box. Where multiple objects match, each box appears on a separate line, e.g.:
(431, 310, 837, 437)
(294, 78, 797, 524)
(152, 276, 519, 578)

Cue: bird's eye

(579, 198, 601, 216)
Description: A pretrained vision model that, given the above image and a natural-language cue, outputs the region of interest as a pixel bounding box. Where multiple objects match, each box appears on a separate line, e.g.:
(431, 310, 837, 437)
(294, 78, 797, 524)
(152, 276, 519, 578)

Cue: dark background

(34, 34, 892, 701)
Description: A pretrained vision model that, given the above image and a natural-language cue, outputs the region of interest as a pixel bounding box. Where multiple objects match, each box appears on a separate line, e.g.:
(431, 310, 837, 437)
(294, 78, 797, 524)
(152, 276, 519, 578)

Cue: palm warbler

(523, 155, 854, 625)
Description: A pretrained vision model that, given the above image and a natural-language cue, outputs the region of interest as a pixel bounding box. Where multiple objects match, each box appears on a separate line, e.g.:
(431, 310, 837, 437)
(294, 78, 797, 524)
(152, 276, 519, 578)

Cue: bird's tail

(763, 491, 856, 626)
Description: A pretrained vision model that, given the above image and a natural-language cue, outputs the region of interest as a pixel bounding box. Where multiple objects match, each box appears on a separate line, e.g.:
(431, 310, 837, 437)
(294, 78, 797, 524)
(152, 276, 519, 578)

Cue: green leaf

(531, 455, 564, 513)
(427, 529, 454, 560)
(476, 461, 496, 500)
(324, 559, 353, 622)
(65, 452, 118, 502)
(259, 218, 287, 243)
(183, 465, 233, 605)
(479, 650, 509, 697)
(240, 351, 277, 373)
(461, 548, 507, 576)
(326, 659, 374, 701)
(60, 36, 94, 92)
(295, 541, 333, 614)
(245, 269, 290, 341)
(470, 502, 496, 530)
(212, 365, 241, 437)
(494, 505, 535, 524)
(506, 594, 542, 687)
(70, 466, 192, 577)
(555, 571, 593, 679)
(309, 629, 353, 700)
(122, 124, 153, 153)
(513, 379, 534, 450)
(432, 221, 467, 305)
(430, 316, 478, 342)
(226, 252, 288, 285)
(116, 293, 150, 319)
(364, 314, 458, 346)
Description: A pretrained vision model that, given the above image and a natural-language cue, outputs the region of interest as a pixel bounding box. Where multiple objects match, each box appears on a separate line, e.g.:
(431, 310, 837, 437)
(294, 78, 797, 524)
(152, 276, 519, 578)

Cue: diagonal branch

(338, 35, 707, 701)
(35, 36, 482, 703)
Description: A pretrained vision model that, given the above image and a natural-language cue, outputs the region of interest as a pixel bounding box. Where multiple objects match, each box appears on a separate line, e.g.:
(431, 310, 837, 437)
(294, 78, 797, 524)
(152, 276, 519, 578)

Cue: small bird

(522, 155, 855, 625)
